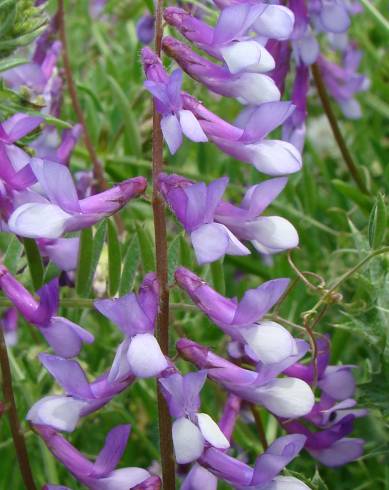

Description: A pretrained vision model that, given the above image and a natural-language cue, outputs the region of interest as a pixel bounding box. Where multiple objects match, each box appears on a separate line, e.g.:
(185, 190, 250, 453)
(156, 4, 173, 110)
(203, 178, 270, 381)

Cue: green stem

(358, 0, 389, 33)
(307, 246, 389, 318)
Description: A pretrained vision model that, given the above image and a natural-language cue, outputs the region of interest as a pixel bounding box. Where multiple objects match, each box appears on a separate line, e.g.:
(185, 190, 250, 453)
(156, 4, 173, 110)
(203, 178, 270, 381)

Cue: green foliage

(0, 0, 47, 59)
(0, 0, 389, 488)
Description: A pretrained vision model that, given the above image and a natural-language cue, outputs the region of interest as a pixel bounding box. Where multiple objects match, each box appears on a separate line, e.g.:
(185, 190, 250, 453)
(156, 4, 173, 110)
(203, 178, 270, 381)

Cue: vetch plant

(0, 0, 385, 489)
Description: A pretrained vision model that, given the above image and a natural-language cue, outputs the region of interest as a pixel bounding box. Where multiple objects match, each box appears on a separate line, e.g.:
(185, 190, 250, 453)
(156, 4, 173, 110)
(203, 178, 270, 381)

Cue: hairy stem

(152, 0, 176, 487)
(57, 0, 123, 232)
(0, 327, 36, 489)
(311, 63, 369, 195)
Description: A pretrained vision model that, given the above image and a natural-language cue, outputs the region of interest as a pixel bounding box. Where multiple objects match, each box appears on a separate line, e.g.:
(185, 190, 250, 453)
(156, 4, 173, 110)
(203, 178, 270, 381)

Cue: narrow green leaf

(368, 193, 387, 249)
(168, 235, 181, 284)
(85, 220, 107, 295)
(136, 223, 155, 273)
(210, 259, 225, 295)
(119, 236, 140, 296)
(142, 0, 155, 13)
(41, 114, 72, 129)
(3, 235, 23, 274)
(107, 219, 122, 296)
(0, 57, 27, 73)
(43, 262, 61, 285)
(332, 179, 372, 212)
(179, 235, 192, 269)
(76, 228, 94, 297)
(106, 75, 142, 156)
(23, 238, 44, 291)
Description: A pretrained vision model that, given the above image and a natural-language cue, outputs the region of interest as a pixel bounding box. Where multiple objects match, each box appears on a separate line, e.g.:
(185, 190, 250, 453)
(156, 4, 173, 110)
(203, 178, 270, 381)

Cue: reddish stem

(153, 0, 176, 488)
(0, 327, 36, 489)
(57, 0, 124, 233)
(311, 63, 369, 195)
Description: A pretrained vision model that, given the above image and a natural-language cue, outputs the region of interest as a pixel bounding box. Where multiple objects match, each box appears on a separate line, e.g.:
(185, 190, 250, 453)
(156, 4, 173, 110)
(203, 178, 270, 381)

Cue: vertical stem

(311, 63, 369, 195)
(153, 0, 176, 488)
(57, 0, 124, 233)
(0, 328, 36, 489)
(57, 0, 106, 191)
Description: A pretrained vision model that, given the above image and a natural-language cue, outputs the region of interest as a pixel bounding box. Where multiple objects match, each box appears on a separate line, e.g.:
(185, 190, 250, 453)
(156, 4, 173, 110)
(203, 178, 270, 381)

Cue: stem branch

(0, 327, 36, 489)
(57, 0, 124, 232)
(311, 63, 369, 195)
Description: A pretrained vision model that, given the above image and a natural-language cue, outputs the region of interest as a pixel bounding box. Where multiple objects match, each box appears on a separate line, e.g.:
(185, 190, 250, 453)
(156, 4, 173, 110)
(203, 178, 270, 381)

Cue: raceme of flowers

(0, 0, 367, 489)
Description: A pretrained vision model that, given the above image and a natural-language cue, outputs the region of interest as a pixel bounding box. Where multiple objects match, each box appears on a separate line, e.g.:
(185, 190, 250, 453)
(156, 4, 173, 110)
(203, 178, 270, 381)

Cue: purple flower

(159, 173, 249, 264)
(283, 337, 367, 466)
(317, 47, 369, 119)
(160, 371, 230, 463)
(95, 273, 168, 379)
(0, 114, 43, 190)
(162, 36, 281, 105)
(214, 177, 299, 254)
(182, 96, 302, 175)
(0, 268, 93, 357)
(3, 40, 62, 114)
(142, 50, 207, 154)
(309, 0, 351, 34)
(7, 159, 147, 239)
(175, 267, 303, 367)
(31, 124, 83, 165)
(137, 15, 155, 45)
(177, 338, 314, 419)
(142, 48, 301, 174)
(289, 0, 320, 65)
(0, 307, 18, 346)
(282, 64, 309, 152)
(164, 4, 295, 75)
(198, 434, 308, 489)
(38, 237, 80, 271)
(34, 424, 159, 489)
(266, 39, 292, 94)
(27, 353, 135, 432)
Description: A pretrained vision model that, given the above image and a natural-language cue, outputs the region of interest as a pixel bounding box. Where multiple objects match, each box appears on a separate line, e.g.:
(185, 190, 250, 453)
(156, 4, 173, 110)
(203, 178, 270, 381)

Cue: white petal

(255, 377, 314, 418)
(108, 339, 132, 383)
(191, 223, 249, 265)
(248, 216, 299, 254)
(172, 417, 205, 464)
(161, 114, 183, 154)
(8, 202, 71, 239)
(296, 35, 320, 65)
(26, 395, 87, 432)
(262, 476, 311, 490)
(233, 73, 280, 105)
(92, 468, 150, 490)
(127, 333, 168, 378)
(179, 110, 208, 142)
(221, 41, 275, 74)
(247, 140, 302, 176)
(241, 321, 296, 364)
(253, 5, 295, 40)
(339, 99, 361, 119)
(197, 413, 230, 449)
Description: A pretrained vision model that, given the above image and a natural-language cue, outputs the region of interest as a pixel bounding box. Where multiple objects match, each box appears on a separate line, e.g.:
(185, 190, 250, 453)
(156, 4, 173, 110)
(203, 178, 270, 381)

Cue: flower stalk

(57, 0, 124, 233)
(0, 326, 36, 490)
(311, 62, 369, 196)
(152, 0, 176, 487)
